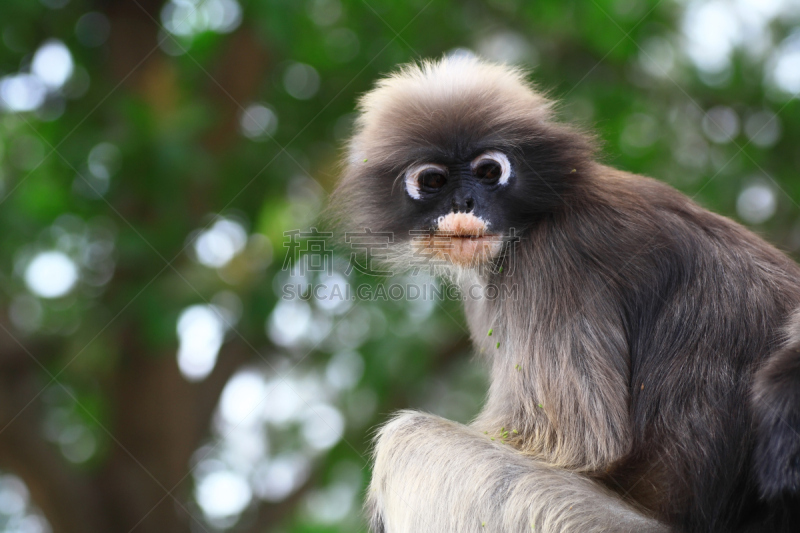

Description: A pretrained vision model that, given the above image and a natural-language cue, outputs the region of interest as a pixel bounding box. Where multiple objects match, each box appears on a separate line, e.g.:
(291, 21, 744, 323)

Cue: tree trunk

(0, 0, 272, 531)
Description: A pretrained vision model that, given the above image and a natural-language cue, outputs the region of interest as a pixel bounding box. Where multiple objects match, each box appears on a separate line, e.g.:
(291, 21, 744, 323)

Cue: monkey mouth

(413, 212, 503, 266)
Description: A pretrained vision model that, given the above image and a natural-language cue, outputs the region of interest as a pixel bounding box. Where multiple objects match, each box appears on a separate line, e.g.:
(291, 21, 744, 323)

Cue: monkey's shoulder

(590, 165, 792, 264)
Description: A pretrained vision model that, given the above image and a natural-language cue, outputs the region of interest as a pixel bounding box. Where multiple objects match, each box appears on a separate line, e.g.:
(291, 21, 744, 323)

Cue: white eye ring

(471, 151, 512, 186)
(404, 163, 447, 200)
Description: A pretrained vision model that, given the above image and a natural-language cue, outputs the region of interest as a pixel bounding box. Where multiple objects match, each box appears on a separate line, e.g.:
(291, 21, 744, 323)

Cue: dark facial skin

(383, 132, 582, 243)
(331, 115, 591, 246)
(402, 149, 517, 235)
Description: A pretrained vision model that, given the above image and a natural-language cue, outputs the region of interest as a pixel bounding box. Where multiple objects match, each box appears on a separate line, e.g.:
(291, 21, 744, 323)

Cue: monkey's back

(583, 168, 800, 531)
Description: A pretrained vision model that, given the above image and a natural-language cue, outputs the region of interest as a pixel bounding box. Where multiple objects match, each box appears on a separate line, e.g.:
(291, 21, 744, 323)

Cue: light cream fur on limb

(367, 411, 668, 533)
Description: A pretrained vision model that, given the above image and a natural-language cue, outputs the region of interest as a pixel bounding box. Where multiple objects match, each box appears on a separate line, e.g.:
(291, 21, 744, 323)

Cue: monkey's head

(330, 54, 594, 269)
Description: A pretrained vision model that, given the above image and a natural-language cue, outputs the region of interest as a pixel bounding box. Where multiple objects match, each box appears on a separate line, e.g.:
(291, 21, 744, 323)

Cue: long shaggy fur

(368, 411, 666, 533)
(331, 55, 800, 533)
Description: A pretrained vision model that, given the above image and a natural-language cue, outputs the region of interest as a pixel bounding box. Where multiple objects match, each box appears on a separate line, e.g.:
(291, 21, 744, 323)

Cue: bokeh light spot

(219, 370, 267, 427)
(325, 350, 364, 390)
(0, 74, 47, 112)
(267, 300, 312, 347)
(769, 33, 800, 95)
(682, 0, 740, 74)
(177, 305, 230, 381)
(301, 403, 344, 450)
(476, 31, 537, 65)
(75, 12, 111, 47)
(252, 455, 311, 502)
(744, 111, 781, 148)
(737, 184, 776, 225)
(32, 40, 74, 89)
(196, 470, 252, 519)
(283, 63, 320, 100)
(239, 104, 278, 140)
(307, 0, 342, 27)
(24, 251, 78, 299)
(193, 218, 248, 268)
(161, 0, 242, 38)
(702, 106, 740, 144)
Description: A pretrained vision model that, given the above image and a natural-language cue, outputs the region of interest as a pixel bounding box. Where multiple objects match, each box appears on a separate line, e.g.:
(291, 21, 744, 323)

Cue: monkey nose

(452, 196, 475, 213)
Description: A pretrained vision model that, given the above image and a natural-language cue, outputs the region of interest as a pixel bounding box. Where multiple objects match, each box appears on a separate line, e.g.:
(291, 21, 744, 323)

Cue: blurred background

(0, 0, 798, 531)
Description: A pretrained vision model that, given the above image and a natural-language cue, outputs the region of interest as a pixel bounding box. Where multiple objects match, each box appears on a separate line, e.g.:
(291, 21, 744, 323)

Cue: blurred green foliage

(0, 0, 798, 532)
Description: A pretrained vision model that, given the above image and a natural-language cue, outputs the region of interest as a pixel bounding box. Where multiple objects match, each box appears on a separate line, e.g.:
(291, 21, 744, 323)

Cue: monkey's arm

(366, 411, 667, 533)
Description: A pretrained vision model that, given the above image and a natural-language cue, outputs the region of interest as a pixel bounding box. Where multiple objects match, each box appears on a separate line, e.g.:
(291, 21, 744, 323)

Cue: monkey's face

(331, 56, 594, 271)
(338, 135, 585, 271)
(400, 150, 514, 267)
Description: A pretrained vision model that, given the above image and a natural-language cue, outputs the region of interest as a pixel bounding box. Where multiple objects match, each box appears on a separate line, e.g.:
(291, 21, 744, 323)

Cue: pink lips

(414, 212, 503, 266)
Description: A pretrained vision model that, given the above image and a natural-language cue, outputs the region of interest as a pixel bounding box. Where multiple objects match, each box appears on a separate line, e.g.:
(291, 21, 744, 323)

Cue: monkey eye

(419, 169, 447, 190)
(404, 163, 448, 199)
(471, 151, 512, 186)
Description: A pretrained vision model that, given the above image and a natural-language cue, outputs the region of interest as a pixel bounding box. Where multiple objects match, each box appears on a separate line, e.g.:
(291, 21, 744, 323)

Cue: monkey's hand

(366, 411, 668, 533)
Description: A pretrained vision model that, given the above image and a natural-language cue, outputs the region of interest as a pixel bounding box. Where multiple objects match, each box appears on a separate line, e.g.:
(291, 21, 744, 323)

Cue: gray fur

(328, 55, 800, 532)
(367, 412, 666, 532)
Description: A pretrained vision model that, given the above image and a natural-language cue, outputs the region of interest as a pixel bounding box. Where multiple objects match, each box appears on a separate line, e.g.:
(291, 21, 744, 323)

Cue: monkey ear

(323, 156, 397, 244)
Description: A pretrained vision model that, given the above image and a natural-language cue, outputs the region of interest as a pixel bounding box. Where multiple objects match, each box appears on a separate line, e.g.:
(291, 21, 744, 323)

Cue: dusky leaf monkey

(328, 54, 800, 532)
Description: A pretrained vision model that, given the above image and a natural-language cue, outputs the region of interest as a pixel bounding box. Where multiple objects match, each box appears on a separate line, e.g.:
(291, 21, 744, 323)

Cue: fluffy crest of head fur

(348, 54, 553, 165)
